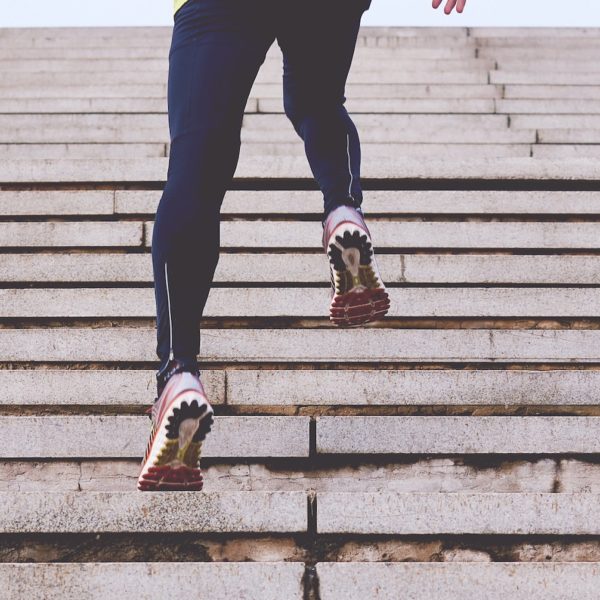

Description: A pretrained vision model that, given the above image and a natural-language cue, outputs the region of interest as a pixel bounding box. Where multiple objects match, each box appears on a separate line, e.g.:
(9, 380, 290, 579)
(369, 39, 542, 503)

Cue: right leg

(152, 0, 276, 388)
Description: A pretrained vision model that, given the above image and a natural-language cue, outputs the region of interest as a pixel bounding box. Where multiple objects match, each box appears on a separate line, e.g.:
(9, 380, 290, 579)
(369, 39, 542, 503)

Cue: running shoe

(322, 205, 390, 326)
(137, 359, 214, 491)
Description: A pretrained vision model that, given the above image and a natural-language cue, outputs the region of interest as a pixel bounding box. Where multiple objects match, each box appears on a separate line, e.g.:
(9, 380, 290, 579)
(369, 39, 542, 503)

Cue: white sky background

(1, 0, 599, 28)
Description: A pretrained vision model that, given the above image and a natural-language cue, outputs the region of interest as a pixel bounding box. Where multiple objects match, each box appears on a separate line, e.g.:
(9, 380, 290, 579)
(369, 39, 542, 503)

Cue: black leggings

(152, 0, 371, 378)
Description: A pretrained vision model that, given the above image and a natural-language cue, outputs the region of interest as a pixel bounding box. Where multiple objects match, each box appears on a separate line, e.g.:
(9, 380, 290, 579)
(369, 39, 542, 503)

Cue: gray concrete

(0, 190, 600, 218)
(9, 220, 600, 250)
(0, 491, 307, 532)
(0, 416, 310, 458)
(503, 84, 600, 99)
(0, 190, 114, 215)
(0, 457, 560, 494)
(226, 369, 600, 406)
(2, 327, 600, 363)
(113, 189, 600, 216)
(4, 368, 599, 407)
(0, 222, 143, 247)
(317, 492, 600, 534)
(0, 142, 166, 159)
(317, 563, 600, 600)
(316, 416, 600, 454)
(6, 157, 600, 183)
(150, 220, 600, 249)
(5, 286, 600, 318)
(0, 369, 225, 405)
(0, 563, 305, 600)
(4, 252, 600, 285)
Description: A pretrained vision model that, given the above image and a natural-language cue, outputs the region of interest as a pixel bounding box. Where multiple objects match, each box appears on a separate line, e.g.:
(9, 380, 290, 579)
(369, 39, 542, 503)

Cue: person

(138, 0, 467, 491)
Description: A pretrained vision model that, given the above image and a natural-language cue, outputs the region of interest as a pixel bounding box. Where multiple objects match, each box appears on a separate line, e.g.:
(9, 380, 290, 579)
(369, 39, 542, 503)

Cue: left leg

(275, 0, 371, 226)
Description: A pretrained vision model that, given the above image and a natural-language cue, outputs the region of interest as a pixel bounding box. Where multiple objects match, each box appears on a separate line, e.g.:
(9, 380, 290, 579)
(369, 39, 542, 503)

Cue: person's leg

(275, 0, 372, 227)
(152, 0, 276, 386)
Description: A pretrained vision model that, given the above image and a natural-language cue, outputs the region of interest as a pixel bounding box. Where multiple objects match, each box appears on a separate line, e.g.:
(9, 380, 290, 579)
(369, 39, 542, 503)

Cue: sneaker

(322, 205, 390, 326)
(137, 359, 214, 491)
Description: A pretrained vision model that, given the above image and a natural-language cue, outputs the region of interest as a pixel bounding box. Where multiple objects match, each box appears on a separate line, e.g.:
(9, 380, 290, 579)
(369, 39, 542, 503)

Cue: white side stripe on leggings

(164, 260, 174, 361)
(346, 133, 354, 202)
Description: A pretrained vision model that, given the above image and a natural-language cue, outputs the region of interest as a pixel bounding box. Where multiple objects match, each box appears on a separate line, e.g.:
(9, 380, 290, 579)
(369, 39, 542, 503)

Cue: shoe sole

(137, 391, 214, 491)
(326, 222, 390, 327)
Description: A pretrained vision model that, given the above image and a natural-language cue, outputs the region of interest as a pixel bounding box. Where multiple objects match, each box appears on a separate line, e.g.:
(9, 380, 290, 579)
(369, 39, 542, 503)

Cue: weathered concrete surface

(317, 492, 600, 534)
(4, 252, 600, 285)
(317, 562, 600, 600)
(5, 286, 600, 318)
(4, 157, 600, 182)
(0, 222, 143, 247)
(6, 219, 600, 250)
(316, 416, 600, 454)
(155, 220, 600, 249)
(0, 368, 225, 405)
(0, 491, 307, 533)
(7, 365, 597, 409)
(0, 416, 310, 458)
(0, 562, 305, 600)
(2, 327, 600, 363)
(0, 458, 560, 494)
(226, 369, 600, 406)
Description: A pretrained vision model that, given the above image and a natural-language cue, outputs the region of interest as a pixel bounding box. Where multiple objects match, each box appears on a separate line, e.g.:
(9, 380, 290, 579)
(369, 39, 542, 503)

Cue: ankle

(156, 357, 200, 398)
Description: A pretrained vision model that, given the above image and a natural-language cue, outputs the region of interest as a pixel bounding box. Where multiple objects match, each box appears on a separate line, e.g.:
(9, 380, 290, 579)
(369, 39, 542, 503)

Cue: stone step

(0, 57, 493, 73)
(0, 127, 532, 145)
(0, 82, 500, 100)
(5, 416, 600, 459)
(4, 156, 593, 183)
(147, 220, 600, 250)
(0, 416, 310, 458)
(0, 142, 168, 160)
(496, 59, 600, 73)
(0, 491, 307, 532)
(317, 492, 600, 534)
(1, 563, 304, 600)
(257, 98, 495, 114)
(2, 368, 598, 407)
(0, 368, 225, 405)
(497, 99, 600, 114)
(538, 129, 600, 143)
(316, 563, 600, 600)
(490, 71, 600, 85)
(0, 222, 143, 247)
(316, 416, 600, 454)
(0, 142, 529, 160)
(0, 44, 476, 59)
(4, 253, 600, 285)
(0, 563, 305, 600)
(512, 114, 600, 129)
(0, 96, 497, 114)
(5, 287, 600, 318)
(5, 220, 600, 250)
(0, 456, 571, 493)
(5, 189, 600, 217)
(2, 328, 600, 363)
(0, 69, 489, 86)
(0, 112, 508, 130)
(533, 145, 600, 159)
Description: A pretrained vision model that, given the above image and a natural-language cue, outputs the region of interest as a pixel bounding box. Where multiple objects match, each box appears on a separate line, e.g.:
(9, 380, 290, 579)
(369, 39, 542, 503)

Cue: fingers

(444, 0, 457, 14)
(432, 0, 467, 14)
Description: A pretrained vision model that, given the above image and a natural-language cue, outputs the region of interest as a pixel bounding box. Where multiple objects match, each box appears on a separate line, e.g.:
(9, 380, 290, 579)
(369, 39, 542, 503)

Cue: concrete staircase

(2, 24, 600, 598)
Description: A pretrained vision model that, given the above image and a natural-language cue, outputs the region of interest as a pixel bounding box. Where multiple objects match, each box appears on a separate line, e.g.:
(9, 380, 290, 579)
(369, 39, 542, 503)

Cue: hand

(432, 0, 467, 14)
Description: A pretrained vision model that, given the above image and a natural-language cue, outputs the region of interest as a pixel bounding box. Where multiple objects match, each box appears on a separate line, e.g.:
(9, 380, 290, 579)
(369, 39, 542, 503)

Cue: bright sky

(1, 0, 599, 28)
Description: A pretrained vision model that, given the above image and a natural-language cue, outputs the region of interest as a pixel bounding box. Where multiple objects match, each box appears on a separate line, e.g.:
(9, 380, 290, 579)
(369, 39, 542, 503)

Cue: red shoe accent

(137, 371, 214, 492)
(323, 206, 390, 326)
